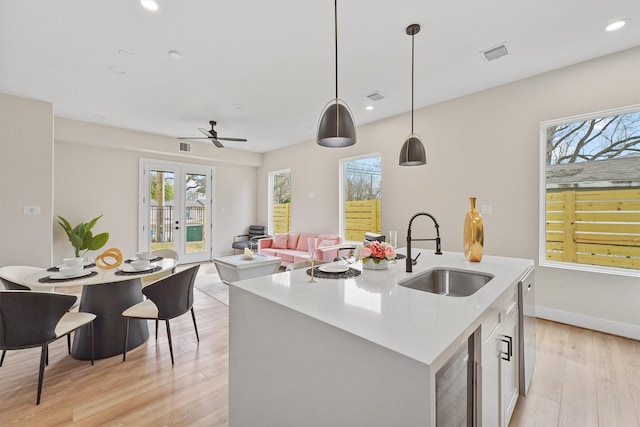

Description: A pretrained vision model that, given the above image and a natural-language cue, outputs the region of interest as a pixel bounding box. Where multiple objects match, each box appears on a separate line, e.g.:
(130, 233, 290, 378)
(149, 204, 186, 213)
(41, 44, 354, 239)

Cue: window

(539, 105, 640, 276)
(269, 169, 291, 234)
(340, 154, 382, 242)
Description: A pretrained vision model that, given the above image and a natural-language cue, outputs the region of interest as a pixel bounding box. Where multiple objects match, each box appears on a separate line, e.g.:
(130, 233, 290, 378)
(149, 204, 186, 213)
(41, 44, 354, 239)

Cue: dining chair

(151, 249, 179, 266)
(122, 265, 200, 365)
(0, 265, 81, 354)
(0, 291, 96, 404)
(0, 265, 44, 290)
(140, 249, 179, 288)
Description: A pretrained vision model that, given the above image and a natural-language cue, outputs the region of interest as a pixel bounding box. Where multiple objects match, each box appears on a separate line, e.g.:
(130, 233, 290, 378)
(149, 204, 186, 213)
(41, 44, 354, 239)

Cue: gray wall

(257, 47, 640, 338)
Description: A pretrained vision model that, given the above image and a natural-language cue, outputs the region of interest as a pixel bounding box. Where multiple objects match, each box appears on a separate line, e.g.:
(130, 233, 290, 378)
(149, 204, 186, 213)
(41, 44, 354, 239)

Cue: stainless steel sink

(398, 268, 494, 297)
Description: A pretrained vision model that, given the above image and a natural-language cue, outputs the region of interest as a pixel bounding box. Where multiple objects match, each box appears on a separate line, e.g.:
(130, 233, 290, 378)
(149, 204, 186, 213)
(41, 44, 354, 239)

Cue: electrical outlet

(481, 204, 492, 215)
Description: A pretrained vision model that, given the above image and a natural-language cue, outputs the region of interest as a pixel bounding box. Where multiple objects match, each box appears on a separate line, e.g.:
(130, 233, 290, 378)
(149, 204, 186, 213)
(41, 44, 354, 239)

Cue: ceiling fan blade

(211, 138, 225, 148)
(178, 137, 211, 140)
(199, 127, 214, 138)
(217, 137, 248, 142)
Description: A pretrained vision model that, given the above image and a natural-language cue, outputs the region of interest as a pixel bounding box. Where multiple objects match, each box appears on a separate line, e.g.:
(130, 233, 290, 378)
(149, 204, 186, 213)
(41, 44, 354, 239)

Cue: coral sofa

(257, 232, 346, 267)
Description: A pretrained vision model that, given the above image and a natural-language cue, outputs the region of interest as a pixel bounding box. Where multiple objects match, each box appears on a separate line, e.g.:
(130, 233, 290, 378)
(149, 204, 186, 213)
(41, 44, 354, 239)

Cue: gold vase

(463, 197, 484, 262)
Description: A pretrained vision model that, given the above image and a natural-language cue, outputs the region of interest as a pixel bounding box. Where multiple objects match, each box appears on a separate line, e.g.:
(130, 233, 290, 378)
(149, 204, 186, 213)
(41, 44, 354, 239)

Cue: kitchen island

(229, 250, 533, 426)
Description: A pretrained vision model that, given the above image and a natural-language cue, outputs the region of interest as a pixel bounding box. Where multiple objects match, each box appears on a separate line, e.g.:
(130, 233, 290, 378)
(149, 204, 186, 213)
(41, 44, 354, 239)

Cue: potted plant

(58, 214, 110, 259)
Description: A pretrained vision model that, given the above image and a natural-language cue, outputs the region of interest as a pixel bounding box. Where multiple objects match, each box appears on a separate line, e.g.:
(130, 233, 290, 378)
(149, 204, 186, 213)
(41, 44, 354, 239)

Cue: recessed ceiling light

(366, 106, 374, 111)
(233, 104, 244, 110)
(606, 20, 628, 32)
(108, 66, 126, 74)
(168, 50, 183, 60)
(140, 0, 160, 12)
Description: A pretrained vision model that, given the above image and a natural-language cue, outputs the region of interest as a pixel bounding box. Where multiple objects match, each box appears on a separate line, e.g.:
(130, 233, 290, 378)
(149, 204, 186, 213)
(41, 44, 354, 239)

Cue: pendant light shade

(317, 100, 356, 147)
(317, 0, 356, 148)
(399, 134, 426, 166)
(399, 23, 426, 166)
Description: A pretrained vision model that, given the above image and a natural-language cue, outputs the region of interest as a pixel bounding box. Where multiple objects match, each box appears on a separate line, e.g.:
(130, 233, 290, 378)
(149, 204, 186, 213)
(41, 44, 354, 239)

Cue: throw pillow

(316, 234, 340, 247)
(318, 239, 338, 248)
(287, 233, 300, 249)
(272, 233, 289, 249)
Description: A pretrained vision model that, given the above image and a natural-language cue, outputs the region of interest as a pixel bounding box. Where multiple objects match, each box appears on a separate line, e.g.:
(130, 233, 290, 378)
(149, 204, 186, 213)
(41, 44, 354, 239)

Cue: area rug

(194, 271, 229, 306)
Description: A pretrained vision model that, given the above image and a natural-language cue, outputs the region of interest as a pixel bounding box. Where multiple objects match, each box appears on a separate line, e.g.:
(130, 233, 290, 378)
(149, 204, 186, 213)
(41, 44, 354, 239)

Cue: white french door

(139, 159, 214, 264)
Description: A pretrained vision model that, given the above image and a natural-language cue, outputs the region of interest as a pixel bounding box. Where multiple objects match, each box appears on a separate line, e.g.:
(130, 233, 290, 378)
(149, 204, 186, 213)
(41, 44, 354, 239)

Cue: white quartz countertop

(229, 250, 533, 367)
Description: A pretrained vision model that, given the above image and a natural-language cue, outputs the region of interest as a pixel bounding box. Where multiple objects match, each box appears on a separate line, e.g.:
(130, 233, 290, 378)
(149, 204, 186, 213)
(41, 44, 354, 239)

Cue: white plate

(121, 264, 156, 273)
(50, 269, 94, 280)
(319, 265, 349, 273)
(56, 262, 91, 269)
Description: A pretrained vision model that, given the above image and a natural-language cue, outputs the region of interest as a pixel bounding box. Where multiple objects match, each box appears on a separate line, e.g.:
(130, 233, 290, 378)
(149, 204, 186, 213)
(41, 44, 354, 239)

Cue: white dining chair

(140, 249, 179, 288)
(0, 265, 44, 290)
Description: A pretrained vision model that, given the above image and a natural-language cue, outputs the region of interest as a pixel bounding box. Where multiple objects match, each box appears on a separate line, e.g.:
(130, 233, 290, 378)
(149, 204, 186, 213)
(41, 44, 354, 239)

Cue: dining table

(22, 257, 178, 360)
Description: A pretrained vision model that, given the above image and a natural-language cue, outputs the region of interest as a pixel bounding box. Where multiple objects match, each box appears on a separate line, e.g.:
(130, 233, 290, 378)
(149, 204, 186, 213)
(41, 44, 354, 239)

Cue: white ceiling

(1, 0, 638, 153)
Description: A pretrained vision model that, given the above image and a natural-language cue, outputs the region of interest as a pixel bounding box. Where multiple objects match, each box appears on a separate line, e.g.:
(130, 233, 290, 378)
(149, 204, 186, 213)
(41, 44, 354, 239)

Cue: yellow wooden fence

(273, 203, 290, 233)
(345, 199, 381, 241)
(545, 188, 640, 269)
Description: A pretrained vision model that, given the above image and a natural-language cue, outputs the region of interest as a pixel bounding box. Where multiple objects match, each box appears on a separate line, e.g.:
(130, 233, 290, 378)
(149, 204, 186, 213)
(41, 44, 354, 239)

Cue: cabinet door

(501, 311, 519, 426)
(481, 326, 501, 427)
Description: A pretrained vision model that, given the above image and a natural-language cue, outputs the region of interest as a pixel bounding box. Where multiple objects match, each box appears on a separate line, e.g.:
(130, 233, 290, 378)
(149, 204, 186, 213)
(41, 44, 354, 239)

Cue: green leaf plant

(57, 215, 110, 258)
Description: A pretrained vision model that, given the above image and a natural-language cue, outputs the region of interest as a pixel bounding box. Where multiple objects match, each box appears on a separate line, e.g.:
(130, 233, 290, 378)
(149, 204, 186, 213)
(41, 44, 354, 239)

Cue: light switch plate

(481, 204, 493, 215)
(24, 206, 41, 215)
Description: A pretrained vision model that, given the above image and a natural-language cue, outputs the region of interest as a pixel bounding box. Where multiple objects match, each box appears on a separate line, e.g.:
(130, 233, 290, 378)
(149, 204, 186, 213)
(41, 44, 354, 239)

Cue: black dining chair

(0, 265, 79, 354)
(122, 265, 200, 365)
(0, 291, 96, 404)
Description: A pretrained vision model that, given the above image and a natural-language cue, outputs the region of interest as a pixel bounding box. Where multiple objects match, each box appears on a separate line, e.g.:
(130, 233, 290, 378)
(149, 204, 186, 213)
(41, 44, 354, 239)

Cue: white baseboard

(536, 306, 640, 340)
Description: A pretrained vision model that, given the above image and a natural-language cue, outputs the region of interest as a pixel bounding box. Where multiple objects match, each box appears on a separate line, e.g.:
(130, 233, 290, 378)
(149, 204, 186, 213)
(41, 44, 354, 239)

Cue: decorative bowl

(131, 259, 151, 270)
(63, 257, 84, 266)
(135, 251, 154, 260)
(59, 265, 84, 277)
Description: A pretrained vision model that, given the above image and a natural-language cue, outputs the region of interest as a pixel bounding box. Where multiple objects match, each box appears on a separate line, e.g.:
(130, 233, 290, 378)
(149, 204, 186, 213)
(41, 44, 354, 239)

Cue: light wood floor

(1, 269, 638, 426)
(510, 318, 640, 427)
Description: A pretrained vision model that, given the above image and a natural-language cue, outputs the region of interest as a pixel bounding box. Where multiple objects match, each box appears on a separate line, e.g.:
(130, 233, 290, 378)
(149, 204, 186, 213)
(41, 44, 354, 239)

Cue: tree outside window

(270, 170, 291, 233)
(341, 155, 382, 241)
(541, 106, 640, 275)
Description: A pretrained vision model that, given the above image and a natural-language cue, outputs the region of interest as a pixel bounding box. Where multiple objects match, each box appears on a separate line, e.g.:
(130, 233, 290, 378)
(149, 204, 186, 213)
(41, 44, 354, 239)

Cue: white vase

(363, 259, 388, 270)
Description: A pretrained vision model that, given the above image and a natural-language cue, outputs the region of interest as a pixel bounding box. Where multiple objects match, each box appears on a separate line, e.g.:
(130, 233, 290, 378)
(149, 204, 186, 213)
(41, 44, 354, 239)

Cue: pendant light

(317, 0, 356, 147)
(399, 24, 426, 166)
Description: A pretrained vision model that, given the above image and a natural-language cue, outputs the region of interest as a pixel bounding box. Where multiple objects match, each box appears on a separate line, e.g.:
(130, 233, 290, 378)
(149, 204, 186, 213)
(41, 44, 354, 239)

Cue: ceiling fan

(178, 120, 247, 148)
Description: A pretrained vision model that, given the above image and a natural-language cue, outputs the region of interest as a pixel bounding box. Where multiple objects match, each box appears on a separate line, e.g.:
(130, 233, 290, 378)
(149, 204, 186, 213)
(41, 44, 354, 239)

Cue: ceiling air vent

(483, 44, 508, 61)
(366, 91, 386, 101)
(179, 141, 191, 152)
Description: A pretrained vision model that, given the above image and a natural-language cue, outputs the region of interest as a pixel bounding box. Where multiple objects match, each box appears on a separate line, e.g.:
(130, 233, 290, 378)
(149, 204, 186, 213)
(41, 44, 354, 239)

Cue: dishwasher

(518, 266, 536, 396)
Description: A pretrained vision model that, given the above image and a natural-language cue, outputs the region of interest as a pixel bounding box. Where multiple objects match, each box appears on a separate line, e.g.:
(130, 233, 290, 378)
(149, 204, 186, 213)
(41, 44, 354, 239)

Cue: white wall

(53, 118, 262, 264)
(0, 98, 262, 268)
(0, 94, 53, 266)
(258, 47, 640, 338)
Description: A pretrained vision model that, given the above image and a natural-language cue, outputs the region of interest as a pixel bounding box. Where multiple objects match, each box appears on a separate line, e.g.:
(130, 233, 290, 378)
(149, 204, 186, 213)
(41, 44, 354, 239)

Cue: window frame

(268, 168, 291, 234)
(538, 104, 640, 278)
(339, 153, 382, 243)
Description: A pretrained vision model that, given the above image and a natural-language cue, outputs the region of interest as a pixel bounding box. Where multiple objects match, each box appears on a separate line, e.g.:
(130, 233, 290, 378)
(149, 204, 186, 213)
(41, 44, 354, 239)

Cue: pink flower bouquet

(354, 241, 396, 265)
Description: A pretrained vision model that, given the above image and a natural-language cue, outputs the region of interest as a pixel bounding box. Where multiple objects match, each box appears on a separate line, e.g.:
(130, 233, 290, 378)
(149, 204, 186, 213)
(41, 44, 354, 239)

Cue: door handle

(500, 335, 513, 361)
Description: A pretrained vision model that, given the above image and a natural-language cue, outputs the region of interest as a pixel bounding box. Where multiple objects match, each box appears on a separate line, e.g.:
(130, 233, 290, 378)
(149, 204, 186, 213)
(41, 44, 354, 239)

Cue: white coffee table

(213, 254, 282, 283)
